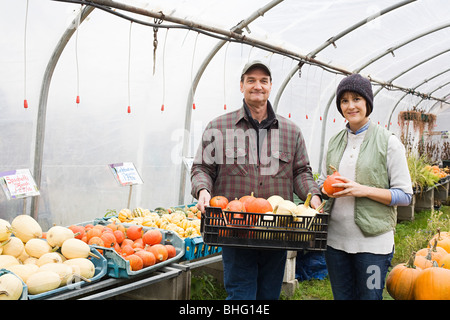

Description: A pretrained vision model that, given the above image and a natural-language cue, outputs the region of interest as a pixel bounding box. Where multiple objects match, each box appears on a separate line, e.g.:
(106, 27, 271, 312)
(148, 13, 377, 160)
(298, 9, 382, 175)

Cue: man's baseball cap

(241, 60, 272, 79)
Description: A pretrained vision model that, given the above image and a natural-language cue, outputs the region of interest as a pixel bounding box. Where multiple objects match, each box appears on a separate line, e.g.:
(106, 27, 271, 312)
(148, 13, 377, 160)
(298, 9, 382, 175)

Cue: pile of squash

(69, 222, 177, 271)
(0, 215, 98, 300)
(110, 207, 201, 240)
(386, 228, 450, 300)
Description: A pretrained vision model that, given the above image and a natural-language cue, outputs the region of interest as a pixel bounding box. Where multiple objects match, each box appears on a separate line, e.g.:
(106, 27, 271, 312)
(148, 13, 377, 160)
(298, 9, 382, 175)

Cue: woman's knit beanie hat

(336, 73, 373, 116)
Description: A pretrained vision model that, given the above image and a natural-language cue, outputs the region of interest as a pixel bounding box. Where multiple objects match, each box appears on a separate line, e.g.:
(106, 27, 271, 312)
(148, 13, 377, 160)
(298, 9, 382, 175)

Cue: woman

(318, 73, 413, 300)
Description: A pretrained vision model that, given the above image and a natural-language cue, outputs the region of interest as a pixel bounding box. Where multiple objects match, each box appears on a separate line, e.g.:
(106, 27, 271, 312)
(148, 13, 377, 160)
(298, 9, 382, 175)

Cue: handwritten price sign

(109, 162, 143, 186)
(0, 169, 40, 200)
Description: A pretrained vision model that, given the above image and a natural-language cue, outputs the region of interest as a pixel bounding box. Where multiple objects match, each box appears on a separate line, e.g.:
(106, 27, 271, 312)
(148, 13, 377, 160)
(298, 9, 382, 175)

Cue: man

(191, 60, 321, 300)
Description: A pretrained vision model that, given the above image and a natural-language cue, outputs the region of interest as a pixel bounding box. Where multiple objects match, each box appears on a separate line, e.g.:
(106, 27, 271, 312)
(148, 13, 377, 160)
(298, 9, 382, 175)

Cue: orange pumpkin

(142, 229, 162, 246)
(417, 239, 448, 266)
(225, 198, 246, 219)
(134, 250, 156, 268)
(148, 244, 168, 263)
(429, 228, 450, 252)
(386, 252, 422, 300)
(165, 244, 177, 259)
(322, 165, 345, 195)
(100, 232, 116, 248)
(440, 253, 450, 269)
(113, 230, 125, 245)
(210, 196, 229, 209)
(126, 225, 143, 241)
(413, 262, 450, 300)
(239, 192, 255, 211)
(414, 251, 434, 270)
(245, 197, 272, 214)
(125, 254, 144, 271)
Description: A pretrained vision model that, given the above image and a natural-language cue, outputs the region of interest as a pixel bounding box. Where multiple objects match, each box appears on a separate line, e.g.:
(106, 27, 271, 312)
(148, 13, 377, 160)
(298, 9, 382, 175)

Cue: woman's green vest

(323, 122, 396, 236)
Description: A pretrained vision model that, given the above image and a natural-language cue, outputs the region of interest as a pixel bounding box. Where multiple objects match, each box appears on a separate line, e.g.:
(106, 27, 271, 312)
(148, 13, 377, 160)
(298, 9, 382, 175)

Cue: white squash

(267, 195, 284, 209)
(64, 258, 96, 280)
(2, 236, 25, 258)
(0, 255, 20, 269)
(11, 215, 42, 243)
(0, 273, 23, 300)
(295, 193, 317, 217)
(26, 271, 61, 295)
(5, 264, 38, 283)
(24, 238, 52, 258)
(17, 248, 30, 263)
(36, 252, 63, 267)
(39, 263, 74, 286)
(0, 218, 12, 242)
(273, 200, 297, 216)
(23, 257, 38, 265)
(46, 226, 74, 248)
(61, 238, 98, 259)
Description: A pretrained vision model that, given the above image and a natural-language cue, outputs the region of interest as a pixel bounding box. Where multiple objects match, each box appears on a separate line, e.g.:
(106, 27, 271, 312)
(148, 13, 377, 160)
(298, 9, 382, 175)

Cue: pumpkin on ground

(413, 261, 450, 300)
(386, 252, 422, 300)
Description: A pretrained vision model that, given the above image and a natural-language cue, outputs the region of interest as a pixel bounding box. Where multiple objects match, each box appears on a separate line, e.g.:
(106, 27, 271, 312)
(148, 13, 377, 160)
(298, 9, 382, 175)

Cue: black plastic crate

(201, 207, 328, 251)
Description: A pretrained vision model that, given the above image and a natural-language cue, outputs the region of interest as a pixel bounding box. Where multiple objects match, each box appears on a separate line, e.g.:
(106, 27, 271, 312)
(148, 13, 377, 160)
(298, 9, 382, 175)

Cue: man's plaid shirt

(190, 102, 320, 203)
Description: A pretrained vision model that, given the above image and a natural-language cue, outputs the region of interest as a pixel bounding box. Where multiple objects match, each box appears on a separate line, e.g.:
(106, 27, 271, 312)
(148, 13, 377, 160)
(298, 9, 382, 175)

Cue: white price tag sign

(108, 162, 143, 186)
(0, 169, 40, 200)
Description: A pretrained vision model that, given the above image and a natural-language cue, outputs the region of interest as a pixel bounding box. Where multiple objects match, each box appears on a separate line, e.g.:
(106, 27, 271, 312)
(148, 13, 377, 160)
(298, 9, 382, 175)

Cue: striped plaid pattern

(191, 104, 320, 203)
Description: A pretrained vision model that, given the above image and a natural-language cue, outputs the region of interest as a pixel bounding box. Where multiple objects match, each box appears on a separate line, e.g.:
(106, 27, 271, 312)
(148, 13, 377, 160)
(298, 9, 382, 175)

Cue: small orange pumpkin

(210, 196, 229, 209)
(322, 165, 345, 195)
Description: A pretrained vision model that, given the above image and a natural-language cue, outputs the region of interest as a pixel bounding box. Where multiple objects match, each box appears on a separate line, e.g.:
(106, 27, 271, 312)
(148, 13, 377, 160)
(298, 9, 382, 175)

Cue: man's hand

(196, 189, 211, 213)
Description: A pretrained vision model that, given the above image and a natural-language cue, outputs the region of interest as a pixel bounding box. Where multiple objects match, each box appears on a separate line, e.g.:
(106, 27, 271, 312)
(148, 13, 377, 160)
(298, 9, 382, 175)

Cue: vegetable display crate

(0, 268, 28, 300)
(201, 207, 328, 251)
(181, 236, 222, 261)
(77, 221, 185, 278)
(28, 246, 107, 300)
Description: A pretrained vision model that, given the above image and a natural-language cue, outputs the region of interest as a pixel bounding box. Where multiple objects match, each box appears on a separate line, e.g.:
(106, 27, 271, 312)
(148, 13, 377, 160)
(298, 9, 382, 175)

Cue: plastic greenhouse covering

(1, 0, 449, 229)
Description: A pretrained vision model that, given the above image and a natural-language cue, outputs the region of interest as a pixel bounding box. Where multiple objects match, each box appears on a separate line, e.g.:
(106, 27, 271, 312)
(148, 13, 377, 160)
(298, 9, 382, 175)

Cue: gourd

(413, 261, 450, 300)
(0, 273, 23, 300)
(209, 196, 229, 209)
(416, 239, 448, 266)
(10, 214, 42, 243)
(36, 252, 63, 267)
(386, 252, 422, 300)
(61, 238, 100, 259)
(39, 263, 75, 286)
(0, 255, 20, 269)
(0, 218, 12, 242)
(6, 264, 39, 283)
(322, 165, 344, 195)
(295, 193, 318, 217)
(46, 226, 75, 248)
(239, 192, 255, 211)
(25, 238, 52, 258)
(273, 200, 297, 216)
(64, 258, 96, 280)
(245, 198, 273, 214)
(267, 195, 284, 209)
(2, 236, 25, 258)
(26, 271, 61, 295)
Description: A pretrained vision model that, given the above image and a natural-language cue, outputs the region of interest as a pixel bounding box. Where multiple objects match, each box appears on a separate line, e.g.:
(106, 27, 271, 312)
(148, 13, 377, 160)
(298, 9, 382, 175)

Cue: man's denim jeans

(221, 246, 287, 300)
